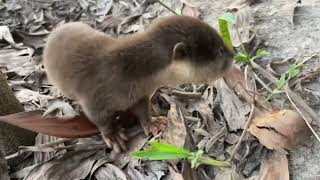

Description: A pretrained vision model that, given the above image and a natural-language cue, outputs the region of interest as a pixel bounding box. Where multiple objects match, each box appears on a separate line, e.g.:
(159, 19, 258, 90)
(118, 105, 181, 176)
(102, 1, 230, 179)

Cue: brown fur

(43, 15, 234, 152)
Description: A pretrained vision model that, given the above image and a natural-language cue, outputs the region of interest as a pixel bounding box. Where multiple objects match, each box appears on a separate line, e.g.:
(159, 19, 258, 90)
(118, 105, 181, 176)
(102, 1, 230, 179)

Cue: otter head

(171, 19, 234, 83)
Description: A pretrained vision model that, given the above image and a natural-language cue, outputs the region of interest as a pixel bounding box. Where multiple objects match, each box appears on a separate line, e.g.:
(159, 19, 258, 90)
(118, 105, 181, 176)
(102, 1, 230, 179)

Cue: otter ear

(172, 42, 187, 60)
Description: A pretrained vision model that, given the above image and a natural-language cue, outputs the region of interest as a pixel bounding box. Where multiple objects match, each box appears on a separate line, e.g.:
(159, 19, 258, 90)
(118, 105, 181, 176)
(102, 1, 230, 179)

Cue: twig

(229, 104, 255, 161)
(251, 71, 273, 93)
(248, 32, 261, 57)
(171, 89, 202, 99)
(295, 53, 318, 68)
(285, 85, 320, 144)
(251, 60, 278, 84)
(234, 23, 249, 58)
(157, 0, 179, 15)
(5, 138, 71, 160)
(229, 66, 256, 161)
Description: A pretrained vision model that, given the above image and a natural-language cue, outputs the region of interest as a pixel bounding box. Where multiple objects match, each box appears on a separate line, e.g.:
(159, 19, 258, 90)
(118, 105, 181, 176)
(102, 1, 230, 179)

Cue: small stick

(251, 71, 273, 93)
(251, 60, 278, 84)
(157, 0, 179, 15)
(171, 89, 202, 99)
(285, 85, 320, 144)
(229, 66, 256, 161)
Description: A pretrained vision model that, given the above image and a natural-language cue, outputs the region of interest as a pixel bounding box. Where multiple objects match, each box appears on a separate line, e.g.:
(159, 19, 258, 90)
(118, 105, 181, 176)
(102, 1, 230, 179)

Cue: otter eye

(218, 47, 224, 56)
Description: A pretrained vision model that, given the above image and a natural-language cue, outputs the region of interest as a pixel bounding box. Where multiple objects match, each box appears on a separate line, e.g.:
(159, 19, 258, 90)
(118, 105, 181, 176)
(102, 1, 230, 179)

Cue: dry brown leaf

(0, 26, 16, 45)
(0, 111, 99, 138)
(34, 134, 66, 164)
(24, 150, 101, 180)
(169, 166, 184, 180)
(226, 0, 256, 12)
(259, 151, 289, 180)
(10, 165, 37, 179)
(248, 109, 308, 150)
(162, 104, 187, 148)
(215, 169, 241, 180)
(100, 15, 122, 30)
(223, 65, 256, 105)
(285, 85, 319, 124)
(180, 0, 200, 18)
(285, 85, 320, 142)
(215, 78, 251, 131)
(43, 101, 78, 118)
(112, 132, 148, 168)
(229, 6, 255, 47)
(0, 48, 35, 77)
(93, 163, 127, 180)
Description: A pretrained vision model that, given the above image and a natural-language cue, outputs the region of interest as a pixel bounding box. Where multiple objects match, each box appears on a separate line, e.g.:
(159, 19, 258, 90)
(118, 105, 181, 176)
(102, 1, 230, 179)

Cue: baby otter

(43, 15, 234, 152)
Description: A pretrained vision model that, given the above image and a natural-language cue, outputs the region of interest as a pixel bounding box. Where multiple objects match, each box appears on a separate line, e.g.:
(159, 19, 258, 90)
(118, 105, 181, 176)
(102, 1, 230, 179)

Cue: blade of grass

(132, 149, 191, 160)
(218, 13, 235, 51)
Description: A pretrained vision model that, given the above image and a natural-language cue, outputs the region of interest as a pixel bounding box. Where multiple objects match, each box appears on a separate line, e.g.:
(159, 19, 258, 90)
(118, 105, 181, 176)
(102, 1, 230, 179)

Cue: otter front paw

(143, 116, 167, 136)
(101, 129, 128, 153)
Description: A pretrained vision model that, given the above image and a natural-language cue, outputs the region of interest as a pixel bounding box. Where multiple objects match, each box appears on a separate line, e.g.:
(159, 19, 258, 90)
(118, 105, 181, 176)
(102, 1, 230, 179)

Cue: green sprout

(218, 13, 235, 50)
(265, 63, 300, 102)
(132, 140, 230, 168)
(255, 49, 270, 59)
(218, 13, 269, 64)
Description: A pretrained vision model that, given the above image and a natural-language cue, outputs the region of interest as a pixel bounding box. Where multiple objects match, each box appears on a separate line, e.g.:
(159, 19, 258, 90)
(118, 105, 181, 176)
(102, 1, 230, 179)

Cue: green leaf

(276, 74, 287, 90)
(148, 141, 191, 155)
(219, 13, 236, 24)
(132, 141, 192, 161)
(255, 49, 270, 58)
(288, 64, 299, 78)
(234, 52, 250, 63)
(191, 149, 204, 168)
(132, 149, 190, 160)
(218, 13, 234, 50)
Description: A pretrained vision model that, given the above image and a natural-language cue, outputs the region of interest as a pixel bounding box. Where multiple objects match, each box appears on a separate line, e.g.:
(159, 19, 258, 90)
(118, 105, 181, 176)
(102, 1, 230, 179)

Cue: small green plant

(255, 49, 270, 59)
(218, 13, 270, 64)
(132, 140, 230, 168)
(218, 13, 235, 50)
(265, 64, 300, 101)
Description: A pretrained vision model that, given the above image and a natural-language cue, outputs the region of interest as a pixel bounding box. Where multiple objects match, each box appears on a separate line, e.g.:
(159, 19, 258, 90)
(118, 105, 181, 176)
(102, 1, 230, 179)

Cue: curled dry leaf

(100, 15, 122, 31)
(162, 103, 187, 149)
(0, 26, 16, 45)
(229, 6, 255, 47)
(24, 150, 101, 180)
(93, 163, 127, 180)
(259, 151, 289, 180)
(226, 0, 256, 12)
(112, 132, 149, 168)
(16, 30, 48, 50)
(43, 101, 78, 118)
(169, 165, 184, 180)
(248, 109, 308, 151)
(0, 48, 35, 77)
(180, 0, 200, 18)
(223, 65, 259, 105)
(214, 78, 250, 131)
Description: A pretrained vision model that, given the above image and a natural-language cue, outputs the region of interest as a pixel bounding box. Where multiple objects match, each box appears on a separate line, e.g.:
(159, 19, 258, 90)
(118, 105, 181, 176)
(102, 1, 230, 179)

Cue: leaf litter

(0, 0, 319, 179)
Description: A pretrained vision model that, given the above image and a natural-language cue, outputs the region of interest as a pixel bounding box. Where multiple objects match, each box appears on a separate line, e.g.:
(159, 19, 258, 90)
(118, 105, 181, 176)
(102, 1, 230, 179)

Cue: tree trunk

(0, 72, 35, 176)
